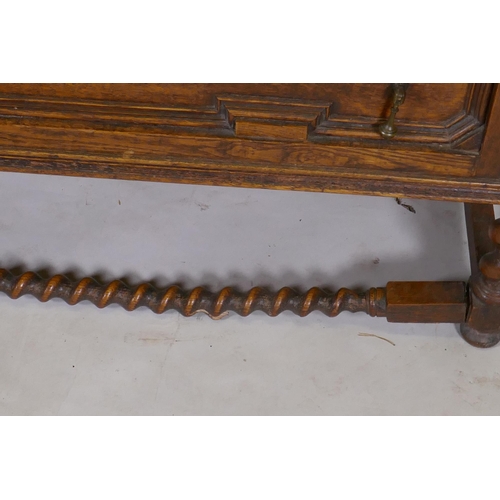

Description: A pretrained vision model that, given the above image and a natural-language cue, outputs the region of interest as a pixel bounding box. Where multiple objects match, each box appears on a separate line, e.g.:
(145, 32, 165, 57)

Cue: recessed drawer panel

(0, 84, 492, 152)
(0, 83, 498, 204)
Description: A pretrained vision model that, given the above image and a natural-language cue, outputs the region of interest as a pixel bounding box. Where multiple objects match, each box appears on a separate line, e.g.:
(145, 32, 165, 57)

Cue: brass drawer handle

(379, 83, 409, 139)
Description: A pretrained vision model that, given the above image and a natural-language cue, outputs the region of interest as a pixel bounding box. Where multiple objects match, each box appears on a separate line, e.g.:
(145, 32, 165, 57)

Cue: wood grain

(0, 267, 388, 318)
(464, 204, 495, 275)
(1, 154, 499, 203)
(0, 122, 475, 175)
(2, 84, 500, 346)
(0, 84, 470, 121)
(0, 84, 491, 151)
(474, 84, 500, 177)
(0, 83, 498, 203)
(386, 282, 467, 323)
(461, 209, 500, 347)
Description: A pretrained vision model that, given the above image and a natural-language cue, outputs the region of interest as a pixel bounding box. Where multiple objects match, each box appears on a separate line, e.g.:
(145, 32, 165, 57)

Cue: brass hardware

(379, 84, 409, 139)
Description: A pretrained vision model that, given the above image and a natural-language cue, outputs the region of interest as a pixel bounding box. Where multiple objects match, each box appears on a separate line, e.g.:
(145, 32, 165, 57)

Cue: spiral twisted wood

(0, 268, 387, 318)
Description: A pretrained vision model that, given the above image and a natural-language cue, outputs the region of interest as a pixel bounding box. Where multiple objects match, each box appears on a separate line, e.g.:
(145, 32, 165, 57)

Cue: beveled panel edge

(0, 84, 492, 152)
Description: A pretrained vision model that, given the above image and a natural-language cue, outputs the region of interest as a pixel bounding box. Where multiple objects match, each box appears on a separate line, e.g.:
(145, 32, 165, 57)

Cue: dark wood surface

(0, 84, 498, 203)
(464, 204, 495, 275)
(1, 84, 500, 346)
(0, 84, 489, 149)
(0, 266, 474, 325)
(0, 268, 388, 319)
(461, 206, 500, 347)
(386, 282, 466, 323)
(474, 84, 500, 177)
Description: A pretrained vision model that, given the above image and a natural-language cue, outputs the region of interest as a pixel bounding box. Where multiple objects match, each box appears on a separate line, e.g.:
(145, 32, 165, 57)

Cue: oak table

(0, 84, 499, 347)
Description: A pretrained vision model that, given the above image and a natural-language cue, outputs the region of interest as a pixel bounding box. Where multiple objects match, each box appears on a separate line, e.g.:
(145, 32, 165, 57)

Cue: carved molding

(217, 95, 332, 141)
(312, 84, 493, 151)
(0, 84, 492, 152)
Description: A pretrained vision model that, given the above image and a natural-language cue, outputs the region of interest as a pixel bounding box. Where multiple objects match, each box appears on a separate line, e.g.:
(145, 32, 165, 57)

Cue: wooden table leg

(461, 203, 500, 347)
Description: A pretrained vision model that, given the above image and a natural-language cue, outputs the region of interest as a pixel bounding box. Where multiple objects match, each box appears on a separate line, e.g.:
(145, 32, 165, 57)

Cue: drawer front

(0, 84, 491, 151)
(0, 84, 498, 204)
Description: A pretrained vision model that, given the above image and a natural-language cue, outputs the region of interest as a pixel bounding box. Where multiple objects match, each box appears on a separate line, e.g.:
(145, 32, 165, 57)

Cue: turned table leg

(461, 204, 500, 348)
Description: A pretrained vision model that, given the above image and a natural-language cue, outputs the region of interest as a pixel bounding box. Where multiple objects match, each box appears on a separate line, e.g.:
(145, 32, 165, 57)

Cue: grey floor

(0, 171, 499, 415)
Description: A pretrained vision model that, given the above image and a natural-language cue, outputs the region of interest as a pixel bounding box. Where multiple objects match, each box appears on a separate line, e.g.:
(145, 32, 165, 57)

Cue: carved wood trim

(313, 84, 493, 151)
(0, 267, 387, 318)
(0, 154, 497, 204)
(0, 84, 492, 152)
(0, 266, 469, 325)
